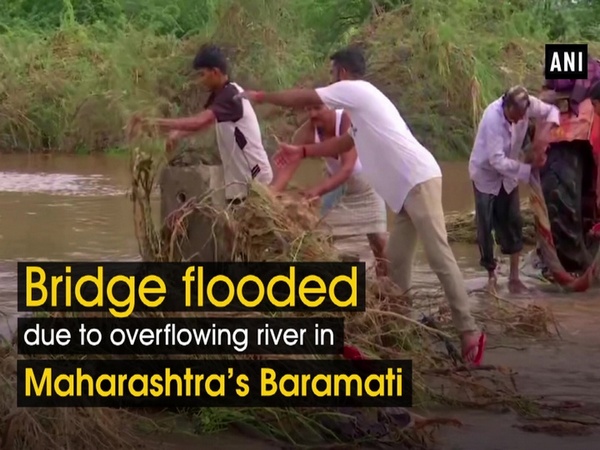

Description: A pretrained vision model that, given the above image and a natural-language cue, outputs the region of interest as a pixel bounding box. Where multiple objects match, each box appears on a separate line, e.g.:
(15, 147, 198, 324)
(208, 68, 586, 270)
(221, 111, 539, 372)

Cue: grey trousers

(387, 177, 477, 333)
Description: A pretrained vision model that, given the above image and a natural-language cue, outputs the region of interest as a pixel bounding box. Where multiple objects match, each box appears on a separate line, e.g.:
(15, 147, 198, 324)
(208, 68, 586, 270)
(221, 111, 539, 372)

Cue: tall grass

(0, 0, 598, 157)
(363, 0, 554, 158)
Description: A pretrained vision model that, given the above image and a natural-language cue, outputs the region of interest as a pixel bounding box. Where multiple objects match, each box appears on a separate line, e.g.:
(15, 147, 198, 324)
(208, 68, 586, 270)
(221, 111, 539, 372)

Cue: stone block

(159, 164, 230, 262)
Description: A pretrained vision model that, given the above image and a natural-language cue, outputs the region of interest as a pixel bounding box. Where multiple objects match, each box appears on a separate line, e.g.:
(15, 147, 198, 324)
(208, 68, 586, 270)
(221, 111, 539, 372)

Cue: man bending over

(237, 47, 485, 365)
(469, 85, 559, 294)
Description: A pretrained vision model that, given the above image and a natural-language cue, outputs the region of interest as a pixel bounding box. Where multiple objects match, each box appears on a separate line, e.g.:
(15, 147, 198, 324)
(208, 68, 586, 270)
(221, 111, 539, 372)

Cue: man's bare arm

(165, 130, 197, 153)
(309, 148, 357, 196)
(292, 120, 316, 146)
(306, 112, 356, 195)
(270, 121, 314, 192)
(260, 89, 324, 108)
(528, 96, 560, 126)
(154, 110, 216, 133)
(169, 130, 197, 140)
(304, 132, 355, 158)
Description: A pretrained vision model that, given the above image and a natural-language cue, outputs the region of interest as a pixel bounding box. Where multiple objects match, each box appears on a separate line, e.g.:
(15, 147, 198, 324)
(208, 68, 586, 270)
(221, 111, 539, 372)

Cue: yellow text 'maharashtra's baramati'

(24, 367, 404, 398)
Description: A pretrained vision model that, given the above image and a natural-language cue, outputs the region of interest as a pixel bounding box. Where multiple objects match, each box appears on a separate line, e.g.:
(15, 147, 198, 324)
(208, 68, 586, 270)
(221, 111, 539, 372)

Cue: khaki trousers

(386, 177, 477, 333)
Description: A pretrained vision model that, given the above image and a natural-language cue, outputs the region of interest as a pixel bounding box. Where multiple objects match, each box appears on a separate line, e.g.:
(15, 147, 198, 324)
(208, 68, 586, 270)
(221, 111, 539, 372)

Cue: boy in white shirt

(142, 44, 273, 203)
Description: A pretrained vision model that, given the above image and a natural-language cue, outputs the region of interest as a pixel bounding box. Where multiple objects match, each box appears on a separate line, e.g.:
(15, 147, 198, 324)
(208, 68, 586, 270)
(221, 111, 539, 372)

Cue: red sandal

(343, 344, 367, 360)
(462, 332, 487, 366)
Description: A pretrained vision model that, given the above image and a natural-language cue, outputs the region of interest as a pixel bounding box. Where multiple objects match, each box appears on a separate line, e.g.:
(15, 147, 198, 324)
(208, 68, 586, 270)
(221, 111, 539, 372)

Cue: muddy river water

(1, 154, 600, 450)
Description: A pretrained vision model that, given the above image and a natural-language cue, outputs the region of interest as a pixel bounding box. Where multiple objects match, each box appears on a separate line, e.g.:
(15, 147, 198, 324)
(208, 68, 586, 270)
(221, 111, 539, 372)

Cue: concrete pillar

(159, 164, 230, 262)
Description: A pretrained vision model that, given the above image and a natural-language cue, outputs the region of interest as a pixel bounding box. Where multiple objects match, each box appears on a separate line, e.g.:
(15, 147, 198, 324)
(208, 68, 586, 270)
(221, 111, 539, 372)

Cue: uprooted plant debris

(0, 342, 145, 450)
(0, 142, 571, 450)
(127, 143, 560, 443)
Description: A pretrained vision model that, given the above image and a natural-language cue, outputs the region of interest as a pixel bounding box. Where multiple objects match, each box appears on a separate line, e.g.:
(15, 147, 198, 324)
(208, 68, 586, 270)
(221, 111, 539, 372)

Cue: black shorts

(473, 184, 524, 272)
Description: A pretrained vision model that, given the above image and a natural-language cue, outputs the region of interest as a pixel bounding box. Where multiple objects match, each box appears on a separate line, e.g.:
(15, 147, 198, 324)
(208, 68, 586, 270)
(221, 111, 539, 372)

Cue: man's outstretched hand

(127, 115, 160, 136)
(525, 151, 547, 168)
(126, 115, 147, 140)
(165, 130, 182, 154)
(235, 90, 265, 103)
(273, 142, 304, 168)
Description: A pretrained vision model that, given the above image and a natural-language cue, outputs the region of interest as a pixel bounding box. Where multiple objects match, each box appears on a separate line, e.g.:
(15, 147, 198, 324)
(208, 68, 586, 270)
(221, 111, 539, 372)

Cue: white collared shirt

(469, 95, 560, 195)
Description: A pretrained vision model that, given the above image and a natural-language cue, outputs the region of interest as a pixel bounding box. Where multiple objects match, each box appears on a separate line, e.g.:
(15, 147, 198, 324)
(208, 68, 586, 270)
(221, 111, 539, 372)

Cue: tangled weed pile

(0, 342, 144, 450)
(123, 140, 559, 446)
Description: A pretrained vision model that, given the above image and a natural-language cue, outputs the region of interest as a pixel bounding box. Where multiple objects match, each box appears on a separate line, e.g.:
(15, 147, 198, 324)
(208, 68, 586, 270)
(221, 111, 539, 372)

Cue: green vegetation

(0, 0, 599, 158)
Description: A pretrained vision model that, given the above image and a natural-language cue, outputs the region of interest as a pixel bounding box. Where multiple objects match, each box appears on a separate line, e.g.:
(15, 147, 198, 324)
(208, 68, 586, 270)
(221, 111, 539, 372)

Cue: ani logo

(544, 43, 588, 80)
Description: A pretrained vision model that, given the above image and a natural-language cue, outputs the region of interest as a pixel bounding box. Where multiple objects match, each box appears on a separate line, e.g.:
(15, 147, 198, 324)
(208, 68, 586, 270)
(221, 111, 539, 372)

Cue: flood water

(1, 154, 600, 450)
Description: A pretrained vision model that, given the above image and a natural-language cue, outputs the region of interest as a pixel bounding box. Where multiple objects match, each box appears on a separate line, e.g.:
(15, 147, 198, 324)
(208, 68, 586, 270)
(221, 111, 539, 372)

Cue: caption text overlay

(15, 261, 414, 409)
(18, 359, 413, 408)
(17, 262, 366, 316)
(18, 317, 344, 355)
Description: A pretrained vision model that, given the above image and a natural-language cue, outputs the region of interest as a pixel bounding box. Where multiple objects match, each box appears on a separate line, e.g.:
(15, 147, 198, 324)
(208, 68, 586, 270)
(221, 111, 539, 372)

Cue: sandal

(343, 344, 366, 361)
(462, 332, 487, 367)
(590, 223, 600, 238)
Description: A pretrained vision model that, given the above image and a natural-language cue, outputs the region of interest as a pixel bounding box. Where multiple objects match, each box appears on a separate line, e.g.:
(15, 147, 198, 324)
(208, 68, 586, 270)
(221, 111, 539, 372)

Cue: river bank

(142, 310, 600, 450)
(2, 153, 600, 449)
(3, 1, 600, 160)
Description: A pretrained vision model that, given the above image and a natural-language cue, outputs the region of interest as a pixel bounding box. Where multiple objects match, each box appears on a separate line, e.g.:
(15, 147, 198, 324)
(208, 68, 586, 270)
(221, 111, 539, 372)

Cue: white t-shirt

(314, 109, 362, 176)
(315, 80, 442, 213)
(206, 82, 273, 200)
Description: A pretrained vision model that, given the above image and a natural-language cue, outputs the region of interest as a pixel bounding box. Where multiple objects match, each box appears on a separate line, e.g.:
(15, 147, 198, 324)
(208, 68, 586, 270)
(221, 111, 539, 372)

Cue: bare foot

(487, 275, 498, 294)
(508, 278, 530, 295)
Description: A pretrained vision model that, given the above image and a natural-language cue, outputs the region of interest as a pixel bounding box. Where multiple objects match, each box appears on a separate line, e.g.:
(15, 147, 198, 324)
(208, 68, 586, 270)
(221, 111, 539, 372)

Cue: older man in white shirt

(469, 85, 560, 294)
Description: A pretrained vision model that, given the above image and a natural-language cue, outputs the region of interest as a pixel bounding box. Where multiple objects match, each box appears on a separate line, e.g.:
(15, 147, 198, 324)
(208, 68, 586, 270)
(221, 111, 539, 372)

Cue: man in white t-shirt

(141, 44, 273, 203)
(238, 47, 485, 365)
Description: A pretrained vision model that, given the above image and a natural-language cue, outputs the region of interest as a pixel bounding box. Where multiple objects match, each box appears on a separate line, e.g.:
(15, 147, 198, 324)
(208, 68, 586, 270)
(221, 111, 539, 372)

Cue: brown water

(1, 154, 600, 450)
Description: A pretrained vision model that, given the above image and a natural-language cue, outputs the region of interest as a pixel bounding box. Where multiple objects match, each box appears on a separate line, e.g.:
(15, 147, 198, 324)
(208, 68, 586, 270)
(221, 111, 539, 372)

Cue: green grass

(0, 0, 599, 159)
